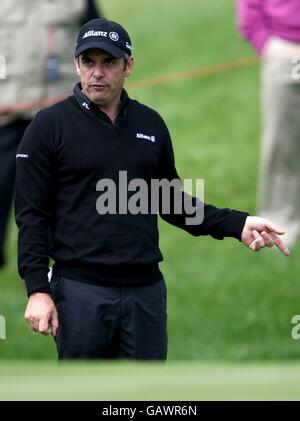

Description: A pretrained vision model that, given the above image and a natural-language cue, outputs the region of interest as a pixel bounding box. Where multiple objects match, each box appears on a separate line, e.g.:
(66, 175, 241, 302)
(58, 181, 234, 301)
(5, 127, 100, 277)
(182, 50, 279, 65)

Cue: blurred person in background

(15, 18, 290, 361)
(0, 0, 101, 268)
(238, 0, 300, 248)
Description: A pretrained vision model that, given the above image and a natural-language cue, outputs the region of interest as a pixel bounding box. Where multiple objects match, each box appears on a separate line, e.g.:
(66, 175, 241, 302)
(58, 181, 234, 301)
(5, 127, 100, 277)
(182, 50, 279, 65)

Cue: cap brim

(75, 41, 125, 59)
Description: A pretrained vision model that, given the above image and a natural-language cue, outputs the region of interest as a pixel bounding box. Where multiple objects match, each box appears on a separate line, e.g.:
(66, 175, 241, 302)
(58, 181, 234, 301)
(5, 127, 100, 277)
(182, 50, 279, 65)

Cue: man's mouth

(90, 84, 108, 89)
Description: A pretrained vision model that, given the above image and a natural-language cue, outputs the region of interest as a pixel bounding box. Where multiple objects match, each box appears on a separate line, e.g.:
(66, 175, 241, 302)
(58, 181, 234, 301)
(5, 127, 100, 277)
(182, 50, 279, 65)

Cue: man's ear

(74, 58, 81, 77)
(124, 56, 134, 78)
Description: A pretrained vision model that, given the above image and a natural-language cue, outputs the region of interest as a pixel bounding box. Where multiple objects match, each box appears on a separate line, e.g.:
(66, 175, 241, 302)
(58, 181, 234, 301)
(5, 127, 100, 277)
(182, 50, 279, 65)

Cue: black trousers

(0, 119, 30, 267)
(50, 275, 168, 360)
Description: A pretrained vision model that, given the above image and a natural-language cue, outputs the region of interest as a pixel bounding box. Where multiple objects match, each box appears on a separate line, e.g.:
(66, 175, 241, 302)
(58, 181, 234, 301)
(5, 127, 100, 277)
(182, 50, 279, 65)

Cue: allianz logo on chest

(136, 133, 156, 143)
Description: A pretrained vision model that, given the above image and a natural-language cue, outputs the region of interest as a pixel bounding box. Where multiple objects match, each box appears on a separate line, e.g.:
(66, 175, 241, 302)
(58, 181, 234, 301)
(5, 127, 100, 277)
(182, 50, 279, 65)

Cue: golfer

(15, 18, 290, 360)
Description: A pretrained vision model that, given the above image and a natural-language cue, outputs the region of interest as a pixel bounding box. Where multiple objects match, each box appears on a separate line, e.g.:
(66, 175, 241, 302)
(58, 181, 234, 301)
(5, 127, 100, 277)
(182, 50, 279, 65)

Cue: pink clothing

(237, 0, 300, 53)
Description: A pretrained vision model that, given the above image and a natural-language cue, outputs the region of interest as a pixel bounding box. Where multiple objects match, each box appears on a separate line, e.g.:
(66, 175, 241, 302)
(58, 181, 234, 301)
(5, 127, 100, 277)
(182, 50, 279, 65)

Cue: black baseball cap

(75, 18, 133, 59)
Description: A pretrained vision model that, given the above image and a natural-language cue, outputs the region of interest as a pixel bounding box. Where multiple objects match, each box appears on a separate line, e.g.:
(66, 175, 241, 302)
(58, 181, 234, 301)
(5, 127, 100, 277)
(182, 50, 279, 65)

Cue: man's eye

(106, 60, 116, 66)
(82, 59, 93, 65)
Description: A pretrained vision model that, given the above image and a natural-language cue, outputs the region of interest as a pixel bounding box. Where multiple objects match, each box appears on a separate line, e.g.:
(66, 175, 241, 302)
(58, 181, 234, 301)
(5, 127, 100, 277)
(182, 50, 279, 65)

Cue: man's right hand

(24, 293, 59, 336)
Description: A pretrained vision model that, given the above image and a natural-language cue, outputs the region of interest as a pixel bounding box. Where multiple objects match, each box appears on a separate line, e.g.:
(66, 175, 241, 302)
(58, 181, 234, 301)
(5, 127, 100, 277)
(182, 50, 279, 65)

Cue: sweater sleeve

(158, 127, 248, 240)
(237, 0, 269, 53)
(15, 116, 55, 296)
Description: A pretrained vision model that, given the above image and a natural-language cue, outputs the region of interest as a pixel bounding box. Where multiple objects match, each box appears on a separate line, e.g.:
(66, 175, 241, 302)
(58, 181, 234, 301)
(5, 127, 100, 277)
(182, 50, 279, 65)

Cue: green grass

(1, 361, 300, 400)
(1, 0, 300, 366)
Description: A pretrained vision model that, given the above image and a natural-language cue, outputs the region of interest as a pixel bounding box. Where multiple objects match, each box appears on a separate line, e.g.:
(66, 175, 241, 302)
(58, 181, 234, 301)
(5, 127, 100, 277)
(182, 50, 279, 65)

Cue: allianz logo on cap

(109, 32, 119, 41)
(82, 30, 107, 39)
(82, 30, 119, 42)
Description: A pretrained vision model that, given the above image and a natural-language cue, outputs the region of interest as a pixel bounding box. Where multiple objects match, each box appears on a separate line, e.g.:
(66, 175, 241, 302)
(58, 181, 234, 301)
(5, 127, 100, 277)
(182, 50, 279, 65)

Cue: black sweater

(15, 84, 248, 296)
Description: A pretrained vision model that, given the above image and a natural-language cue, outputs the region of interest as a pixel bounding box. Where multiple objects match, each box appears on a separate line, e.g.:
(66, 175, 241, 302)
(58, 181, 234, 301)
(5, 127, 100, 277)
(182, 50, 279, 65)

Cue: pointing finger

(269, 232, 291, 256)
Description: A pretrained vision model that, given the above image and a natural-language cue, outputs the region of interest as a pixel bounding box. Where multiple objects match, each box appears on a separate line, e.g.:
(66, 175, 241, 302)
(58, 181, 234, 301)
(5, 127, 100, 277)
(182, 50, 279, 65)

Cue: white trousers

(259, 37, 300, 246)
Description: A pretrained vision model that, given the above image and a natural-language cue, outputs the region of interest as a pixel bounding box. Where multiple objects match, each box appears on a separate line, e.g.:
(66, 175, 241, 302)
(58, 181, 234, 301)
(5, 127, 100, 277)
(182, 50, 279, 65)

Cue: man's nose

(93, 64, 104, 78)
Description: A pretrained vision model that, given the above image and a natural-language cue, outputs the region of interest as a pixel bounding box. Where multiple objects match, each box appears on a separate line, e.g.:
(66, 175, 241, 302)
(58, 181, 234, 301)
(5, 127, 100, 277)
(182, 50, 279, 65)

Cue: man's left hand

(241, 216, 291, 256)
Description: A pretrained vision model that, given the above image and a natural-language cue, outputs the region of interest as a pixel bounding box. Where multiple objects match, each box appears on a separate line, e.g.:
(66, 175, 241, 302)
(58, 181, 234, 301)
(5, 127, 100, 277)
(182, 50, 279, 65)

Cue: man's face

(75, 49, 134, 108)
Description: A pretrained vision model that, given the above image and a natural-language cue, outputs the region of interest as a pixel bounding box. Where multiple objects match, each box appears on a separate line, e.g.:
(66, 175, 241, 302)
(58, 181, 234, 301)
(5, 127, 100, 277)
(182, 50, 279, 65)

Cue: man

(15, 18, 290, 360)
(237, 0, 300, 248)
(0, 0, 101, 268)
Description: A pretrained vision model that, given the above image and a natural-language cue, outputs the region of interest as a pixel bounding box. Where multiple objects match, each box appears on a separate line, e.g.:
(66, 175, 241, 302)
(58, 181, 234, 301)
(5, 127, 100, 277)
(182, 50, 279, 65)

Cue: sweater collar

(73, 82, 129, 126)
